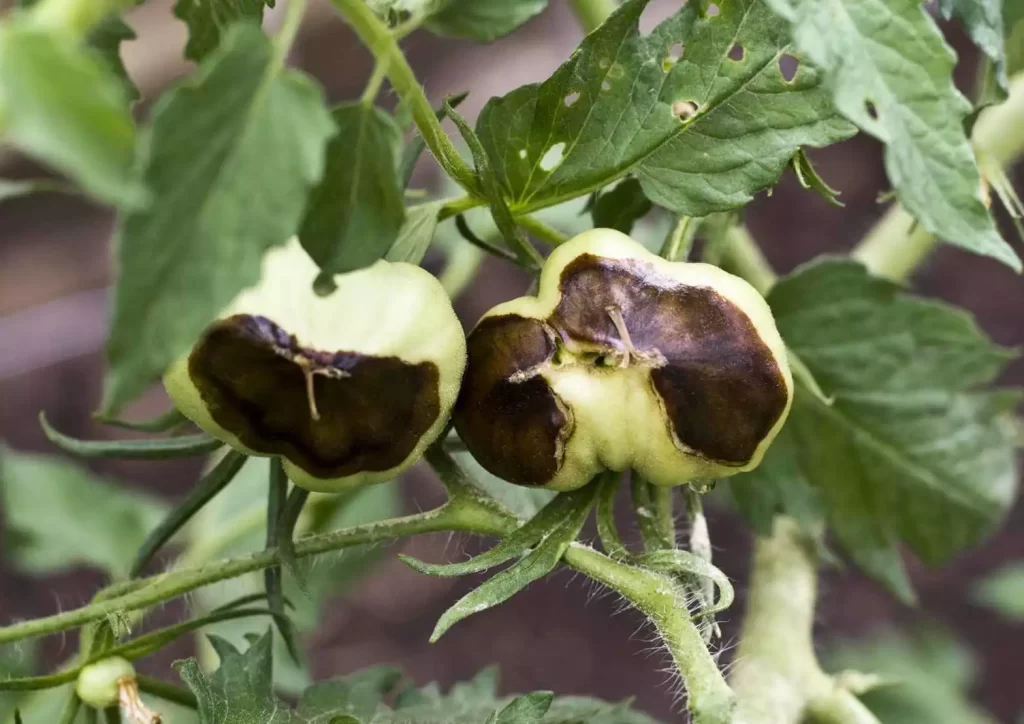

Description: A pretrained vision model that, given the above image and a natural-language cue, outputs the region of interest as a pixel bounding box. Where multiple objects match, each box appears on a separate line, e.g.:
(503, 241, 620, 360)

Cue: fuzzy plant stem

(0, 453, 734, 724)
(730, 518, 832, 723)
(715, 228, 883, 724)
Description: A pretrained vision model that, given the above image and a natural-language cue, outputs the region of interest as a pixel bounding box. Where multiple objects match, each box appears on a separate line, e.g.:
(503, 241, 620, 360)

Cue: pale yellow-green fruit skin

(164, 239, 467, 493)
(478, 228, 793, 491)
(76, 656, 135, 709)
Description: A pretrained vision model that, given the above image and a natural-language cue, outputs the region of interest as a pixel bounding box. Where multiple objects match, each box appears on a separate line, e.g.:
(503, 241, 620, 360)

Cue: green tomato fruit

(454, 228, 793, 490)
(76, 657, 136, 709)
(164, 239, 467, 493)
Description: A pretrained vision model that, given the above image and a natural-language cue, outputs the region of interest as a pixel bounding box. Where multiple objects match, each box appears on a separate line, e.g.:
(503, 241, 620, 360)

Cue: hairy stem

(2, 453, 733, 724)
(660, 215, 698, 261)
(852, 71, 1024, 280)
(517, 214, 569, 246)
(711, 229, 882, 723)
(360, 58, 390, 107)
(566, 543, 735, 724)
(717, 224, 776, 295)
(438, 194, 486, 221)
(569, 0, 618, 33)
(685, 486, 717, 642)
(729, 519, 879, 724)
(330, 0, 478, 193)
(272, 0, 308, 67)
(730, 518, 829, 723)
(0, 508, 460, 645)
(652, 486, 675, 546)
(426, 450, 731, 723)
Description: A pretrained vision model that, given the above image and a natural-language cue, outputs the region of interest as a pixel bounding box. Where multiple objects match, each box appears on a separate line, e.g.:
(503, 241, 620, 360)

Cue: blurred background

(1, 1, 1023, 721)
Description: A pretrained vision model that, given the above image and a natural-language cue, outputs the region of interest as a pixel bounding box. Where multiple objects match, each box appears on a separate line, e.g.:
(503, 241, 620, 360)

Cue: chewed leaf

(764, 0, 1019, 270)
(476, 0, 853, 217)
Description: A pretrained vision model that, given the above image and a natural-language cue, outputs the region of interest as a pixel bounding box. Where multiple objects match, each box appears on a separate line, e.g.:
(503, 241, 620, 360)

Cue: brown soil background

(1, 2, 1022, 721)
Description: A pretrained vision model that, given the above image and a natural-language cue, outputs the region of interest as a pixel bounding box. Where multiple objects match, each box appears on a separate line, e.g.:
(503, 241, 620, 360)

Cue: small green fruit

(164, 240, 467, 493)
(76, 656, 136, 709)
(454, 228, 793, 490)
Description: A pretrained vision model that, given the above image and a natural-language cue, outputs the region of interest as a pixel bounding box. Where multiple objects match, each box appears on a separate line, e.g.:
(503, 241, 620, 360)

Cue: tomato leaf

(590, 178, 652, 234)
(176, 632, 292, 723)
(385, 201, 443, 264)
(0, 22, 141, 206)
(425, 0, 548, 41)
(765, 0, 1019, 270)
(0, 448, 167, 578)
(89, 15, 140, 101)
(973, 562, 1024, 620)
(476, 0, 854, 217)
(488, 692, 553, 724)
(731, 259, 1019, 601)
(0, 640, 37, 723)
(174, 0, 272, 61)
(826, 627, 997, 724)
(102, 24, 335, 414)
(176, 633, 661, 723)
(427, 483, 597, 642)
(298, 103, 406, 276)
(939, 0, 1007, 97)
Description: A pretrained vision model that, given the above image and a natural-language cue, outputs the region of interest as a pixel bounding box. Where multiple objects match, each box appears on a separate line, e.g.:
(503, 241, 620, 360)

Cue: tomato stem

(330, 0, 479, 193)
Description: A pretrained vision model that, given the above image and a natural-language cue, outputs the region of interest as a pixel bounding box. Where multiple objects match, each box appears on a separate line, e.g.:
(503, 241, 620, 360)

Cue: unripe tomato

(454, 229, 793, 490)
(76, 657, 136, 709)
(164, 240, 467, 492)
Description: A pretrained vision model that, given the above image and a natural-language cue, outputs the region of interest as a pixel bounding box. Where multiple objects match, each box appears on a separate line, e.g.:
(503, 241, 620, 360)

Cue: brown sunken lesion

(551, 254, 789, 465)
(453, 314, 569, 487)
(189, 314, 440, 479)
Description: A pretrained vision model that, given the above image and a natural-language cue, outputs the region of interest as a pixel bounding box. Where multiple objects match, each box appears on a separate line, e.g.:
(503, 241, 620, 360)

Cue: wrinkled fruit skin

(454, 229, 793, 490)
(164, 240, 467, 493)
(76, 656, 135, 709)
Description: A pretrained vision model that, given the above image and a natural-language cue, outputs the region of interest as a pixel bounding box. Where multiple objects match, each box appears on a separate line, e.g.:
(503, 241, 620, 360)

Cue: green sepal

(791, 149, 844, 207)
(444, 100, 542, 271)
(401, 485, 597, 577)
(427, 480, 599, 642)
(634, 549, 735, 615)
(40, 412, 222, 459)
(264, 459, 303, 664)
(94, 408, 188, 434)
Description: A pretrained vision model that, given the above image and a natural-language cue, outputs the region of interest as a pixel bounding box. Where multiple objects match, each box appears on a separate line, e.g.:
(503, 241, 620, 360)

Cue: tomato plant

(1, 0, 1023, 722)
